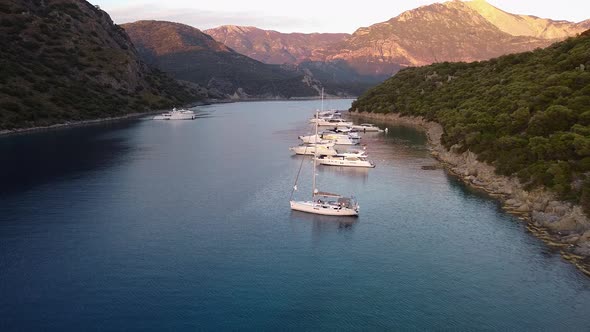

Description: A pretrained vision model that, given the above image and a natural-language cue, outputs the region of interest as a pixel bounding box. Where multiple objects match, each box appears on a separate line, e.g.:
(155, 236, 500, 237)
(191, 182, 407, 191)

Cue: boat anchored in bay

(153, 107, 197, 120)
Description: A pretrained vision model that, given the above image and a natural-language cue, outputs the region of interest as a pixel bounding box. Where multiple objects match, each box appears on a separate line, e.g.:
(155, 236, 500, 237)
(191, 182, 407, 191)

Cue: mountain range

(118, 0, 589, 98)
(122, 21, 323, 99)
(3, 0, 589, 131)
(205, 0, 588, 79)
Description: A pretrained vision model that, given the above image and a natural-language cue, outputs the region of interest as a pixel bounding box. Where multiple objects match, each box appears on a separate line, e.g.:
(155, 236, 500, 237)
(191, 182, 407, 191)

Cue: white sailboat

(290, 101, 359, 216)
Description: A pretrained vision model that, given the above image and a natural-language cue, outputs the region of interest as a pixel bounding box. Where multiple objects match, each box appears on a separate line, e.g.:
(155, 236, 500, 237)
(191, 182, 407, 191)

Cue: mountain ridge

(204, 25, 348, 65)
(123, 20, 324, 98)
(463, 0, 586, 39)
(205, 0, 588, 81)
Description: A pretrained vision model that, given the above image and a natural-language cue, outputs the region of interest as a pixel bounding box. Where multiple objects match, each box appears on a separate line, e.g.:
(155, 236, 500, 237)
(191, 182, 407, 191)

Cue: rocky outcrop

(464, 0, 587, 39)
(334, 1, 555, 72)
(352, 111, 590, 276)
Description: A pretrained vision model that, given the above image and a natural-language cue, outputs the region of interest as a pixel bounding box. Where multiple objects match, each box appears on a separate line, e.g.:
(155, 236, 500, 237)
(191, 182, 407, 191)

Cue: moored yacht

(317, 118, 353, 127)
(153, 107, 196, 120)
(319, 131, 360, 145)
(299, 131, 359, 145)
(316, 153, 375, 168)
(289, 143, 338, 156)
(298, 134, 331, 144)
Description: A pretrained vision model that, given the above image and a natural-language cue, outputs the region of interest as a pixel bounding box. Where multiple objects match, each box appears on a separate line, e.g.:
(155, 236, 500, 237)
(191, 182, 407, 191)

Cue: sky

(89, 0, 590, 33)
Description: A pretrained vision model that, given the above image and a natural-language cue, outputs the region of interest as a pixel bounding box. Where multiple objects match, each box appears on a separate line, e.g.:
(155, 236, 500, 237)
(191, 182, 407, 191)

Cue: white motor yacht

(298, 134, 331, 144)
(320, 132, 360, 145)
(316, 154, 375, 168)
(153, 108, 196, 120)
(289, 143, 338, 156)
(317, 118, 353, 127)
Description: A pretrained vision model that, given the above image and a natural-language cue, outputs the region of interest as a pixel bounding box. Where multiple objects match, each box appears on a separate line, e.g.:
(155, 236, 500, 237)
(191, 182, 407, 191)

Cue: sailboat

(289, 93, 359, 216)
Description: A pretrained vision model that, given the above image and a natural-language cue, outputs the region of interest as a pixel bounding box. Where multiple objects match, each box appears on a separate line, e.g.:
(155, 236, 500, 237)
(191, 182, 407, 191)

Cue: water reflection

(290, 210, 357, 232)
(317, 165, 369, 182)
(0, 121, 134, 196)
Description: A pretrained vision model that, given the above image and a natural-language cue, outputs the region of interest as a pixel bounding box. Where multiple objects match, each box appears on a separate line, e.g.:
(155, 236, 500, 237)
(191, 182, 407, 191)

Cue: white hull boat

(290, 200, 359, 216)
(309, 111, 342, 123)
(153, 108, 196, 120)
(317, 118, 353, 127)
(290, 144, 338, 156)
(320, 132, 360, 145)
(298, 134, 331, 144)
(317, 154, 375, 168)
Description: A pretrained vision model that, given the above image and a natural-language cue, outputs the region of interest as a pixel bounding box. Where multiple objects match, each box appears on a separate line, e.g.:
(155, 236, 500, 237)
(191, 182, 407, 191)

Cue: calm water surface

(1, 100, 589, 330)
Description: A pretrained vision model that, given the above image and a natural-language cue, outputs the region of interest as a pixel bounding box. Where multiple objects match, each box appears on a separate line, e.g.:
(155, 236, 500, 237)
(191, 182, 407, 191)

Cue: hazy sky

(90, 0, 590, 33)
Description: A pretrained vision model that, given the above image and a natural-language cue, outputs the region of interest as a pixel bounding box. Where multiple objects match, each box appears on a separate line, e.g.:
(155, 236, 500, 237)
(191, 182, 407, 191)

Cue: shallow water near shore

(1, 100, 589, 330)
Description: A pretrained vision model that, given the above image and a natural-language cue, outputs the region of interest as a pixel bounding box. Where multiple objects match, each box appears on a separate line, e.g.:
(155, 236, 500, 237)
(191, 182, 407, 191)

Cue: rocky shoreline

(0, 100, 212, 137)
(352, 111, 590, 276)
(0, 112, 156, 137)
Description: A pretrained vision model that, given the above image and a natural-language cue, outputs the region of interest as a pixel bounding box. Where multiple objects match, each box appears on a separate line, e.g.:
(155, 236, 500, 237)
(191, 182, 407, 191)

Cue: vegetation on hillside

(0, 0, 206, 131)
(352, 30, 590, 211)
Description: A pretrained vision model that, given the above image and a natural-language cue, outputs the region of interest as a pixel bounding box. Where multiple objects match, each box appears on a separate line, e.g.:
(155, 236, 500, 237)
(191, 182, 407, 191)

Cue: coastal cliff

(352, 112, 590, 276)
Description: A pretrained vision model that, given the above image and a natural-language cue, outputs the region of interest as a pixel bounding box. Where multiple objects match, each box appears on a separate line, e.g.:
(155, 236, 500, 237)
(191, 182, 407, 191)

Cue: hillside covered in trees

(352, 30, 590, 211)
(0, 0, 207, 131)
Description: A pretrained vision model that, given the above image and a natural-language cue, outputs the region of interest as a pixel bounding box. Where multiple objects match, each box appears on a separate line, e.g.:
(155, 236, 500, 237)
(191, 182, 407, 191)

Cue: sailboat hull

(290, 200, 358, 216)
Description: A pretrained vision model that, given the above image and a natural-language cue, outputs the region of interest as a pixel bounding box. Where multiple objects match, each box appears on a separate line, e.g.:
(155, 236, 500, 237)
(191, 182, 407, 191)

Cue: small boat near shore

(153, 108, 196, 120)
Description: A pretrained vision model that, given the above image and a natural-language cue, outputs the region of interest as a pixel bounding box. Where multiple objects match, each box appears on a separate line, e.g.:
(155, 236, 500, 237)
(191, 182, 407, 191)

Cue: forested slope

(352, 30, 590, 210)
(0, 0, 206, 130)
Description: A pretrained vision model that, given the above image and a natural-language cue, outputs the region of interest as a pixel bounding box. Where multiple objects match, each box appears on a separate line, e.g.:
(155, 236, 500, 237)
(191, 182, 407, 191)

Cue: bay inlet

(1, 99, 589, 330)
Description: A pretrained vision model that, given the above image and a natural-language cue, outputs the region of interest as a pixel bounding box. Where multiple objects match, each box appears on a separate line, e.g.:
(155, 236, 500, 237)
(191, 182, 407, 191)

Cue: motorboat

(316, 154, 376, 168)
(316, 118, 353, 127)
(289, 143, 338, 156)
(319, 132, 360, 145)
(153, 107, 196, 120)
(309, 110, 343, 123)
(351, 123, 384, 132)
(298, 134, 331, 144)
(299, 132, 359, 145)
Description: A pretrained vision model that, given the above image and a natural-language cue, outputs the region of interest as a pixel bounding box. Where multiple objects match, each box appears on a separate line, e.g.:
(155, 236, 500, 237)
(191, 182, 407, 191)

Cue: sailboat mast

(321, 87, 324, 113)
(312, 109, 318, 199)
(312, 88, 324, 199)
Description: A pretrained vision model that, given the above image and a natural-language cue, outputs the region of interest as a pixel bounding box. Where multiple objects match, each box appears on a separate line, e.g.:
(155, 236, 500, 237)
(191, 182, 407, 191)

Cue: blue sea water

(0, 100, 589, 331)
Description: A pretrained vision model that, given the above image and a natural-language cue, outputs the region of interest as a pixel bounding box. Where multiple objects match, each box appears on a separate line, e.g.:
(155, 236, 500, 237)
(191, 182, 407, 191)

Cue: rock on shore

(352, 111, 590, 275)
